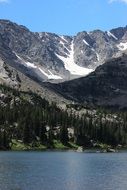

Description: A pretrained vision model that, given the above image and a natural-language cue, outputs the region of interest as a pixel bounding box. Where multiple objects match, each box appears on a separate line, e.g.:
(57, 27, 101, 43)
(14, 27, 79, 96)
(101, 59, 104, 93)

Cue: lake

(0, 151, 127, 190)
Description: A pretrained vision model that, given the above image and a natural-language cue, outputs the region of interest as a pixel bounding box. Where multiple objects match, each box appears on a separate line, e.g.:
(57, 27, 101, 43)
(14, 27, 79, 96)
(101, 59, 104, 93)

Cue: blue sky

(0, 0, 127, 35)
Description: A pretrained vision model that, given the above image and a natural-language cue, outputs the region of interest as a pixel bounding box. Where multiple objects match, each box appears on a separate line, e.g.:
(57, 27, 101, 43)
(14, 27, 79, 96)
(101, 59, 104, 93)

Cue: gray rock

(0, 19, 127, 85)
(52, 54, 127, 109)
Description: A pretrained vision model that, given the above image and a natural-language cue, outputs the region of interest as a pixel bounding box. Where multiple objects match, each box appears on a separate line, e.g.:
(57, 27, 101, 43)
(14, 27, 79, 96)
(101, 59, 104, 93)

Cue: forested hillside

(0, 84, 127, 150)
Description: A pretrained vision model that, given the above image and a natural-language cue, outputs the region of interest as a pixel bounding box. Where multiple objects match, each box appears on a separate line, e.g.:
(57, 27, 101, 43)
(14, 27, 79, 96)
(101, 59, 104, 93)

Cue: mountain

(0, 19, 127, 85)
(1, 20, 127, 149)
(50, 54, 127, 109)
(0, 56, 69, 105)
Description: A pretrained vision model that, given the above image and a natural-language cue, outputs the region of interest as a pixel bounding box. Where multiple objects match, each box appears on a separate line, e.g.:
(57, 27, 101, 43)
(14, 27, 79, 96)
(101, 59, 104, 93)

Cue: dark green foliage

(59, 126, 69, 145)
(0, 84, 127, 150)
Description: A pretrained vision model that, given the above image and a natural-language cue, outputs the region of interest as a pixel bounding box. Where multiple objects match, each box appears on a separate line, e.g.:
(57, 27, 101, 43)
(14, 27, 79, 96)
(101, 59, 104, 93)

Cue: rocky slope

(50, 54, 127, 109)
(0, 19, 127, 84)
(0, 57, 69, 106)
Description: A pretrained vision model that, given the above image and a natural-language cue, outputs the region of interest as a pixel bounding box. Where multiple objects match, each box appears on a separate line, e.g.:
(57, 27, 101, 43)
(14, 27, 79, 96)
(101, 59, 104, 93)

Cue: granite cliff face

(0, 19, 127, 85)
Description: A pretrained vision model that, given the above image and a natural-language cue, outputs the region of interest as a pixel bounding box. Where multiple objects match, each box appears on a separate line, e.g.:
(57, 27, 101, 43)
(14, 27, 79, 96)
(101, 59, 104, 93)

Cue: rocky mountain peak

(0, 19, 127, 85)
(110, 26, 127, 40)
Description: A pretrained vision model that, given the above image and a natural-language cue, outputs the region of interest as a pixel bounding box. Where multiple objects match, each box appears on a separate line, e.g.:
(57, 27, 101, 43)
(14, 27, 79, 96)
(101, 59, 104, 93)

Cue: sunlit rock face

(0, 19, 127, 84)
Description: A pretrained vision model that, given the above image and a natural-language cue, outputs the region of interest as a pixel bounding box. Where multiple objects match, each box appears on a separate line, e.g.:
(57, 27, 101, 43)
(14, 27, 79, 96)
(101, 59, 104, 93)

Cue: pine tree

(59, 125, 69, 145)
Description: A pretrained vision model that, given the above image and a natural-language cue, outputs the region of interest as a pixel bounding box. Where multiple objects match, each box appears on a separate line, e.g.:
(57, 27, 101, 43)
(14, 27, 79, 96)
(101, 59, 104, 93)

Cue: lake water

(0, 151, 127, 190)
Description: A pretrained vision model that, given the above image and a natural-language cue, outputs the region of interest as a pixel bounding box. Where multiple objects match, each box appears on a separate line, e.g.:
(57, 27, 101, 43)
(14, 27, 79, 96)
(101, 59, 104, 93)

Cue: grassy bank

(2, 139, 124, 152)
(10, 139, 79, 151)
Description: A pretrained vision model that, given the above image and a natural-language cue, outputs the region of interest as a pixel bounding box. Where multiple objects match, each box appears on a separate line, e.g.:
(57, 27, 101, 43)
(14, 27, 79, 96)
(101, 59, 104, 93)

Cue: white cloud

(109, 0, 127, 4)
(0, 0, 9, 3)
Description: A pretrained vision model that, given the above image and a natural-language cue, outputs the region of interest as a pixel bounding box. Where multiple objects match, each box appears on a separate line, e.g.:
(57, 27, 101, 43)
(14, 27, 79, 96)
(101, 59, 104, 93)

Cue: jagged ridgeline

(0, 84, 127, 150)
(0, 20, 127, 83)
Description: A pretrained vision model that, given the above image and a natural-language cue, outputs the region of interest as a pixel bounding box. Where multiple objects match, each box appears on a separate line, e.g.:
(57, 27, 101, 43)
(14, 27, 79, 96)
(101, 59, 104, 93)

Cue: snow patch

(48, 70, 62, 79)
(38, 33, 43, 38)
(25, 62, 37, 68)
(39, 68, 62, 80)
(96, 53, 100, 61)
(60, 36, 68, 43)
(83, 39, 90, 46)
(15, 53, 37, 68)
(91, 48, 100, 61)
(107, 31, 118, 40)
(117, 42, 127, 51)
(59, 40, 65, 46)
(55, 40, 93, 76)
(59, 40, 68, 50)
(59, 40, 70, 55)
(83, 40, 100, 61)
(15, 53, 62, 80)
